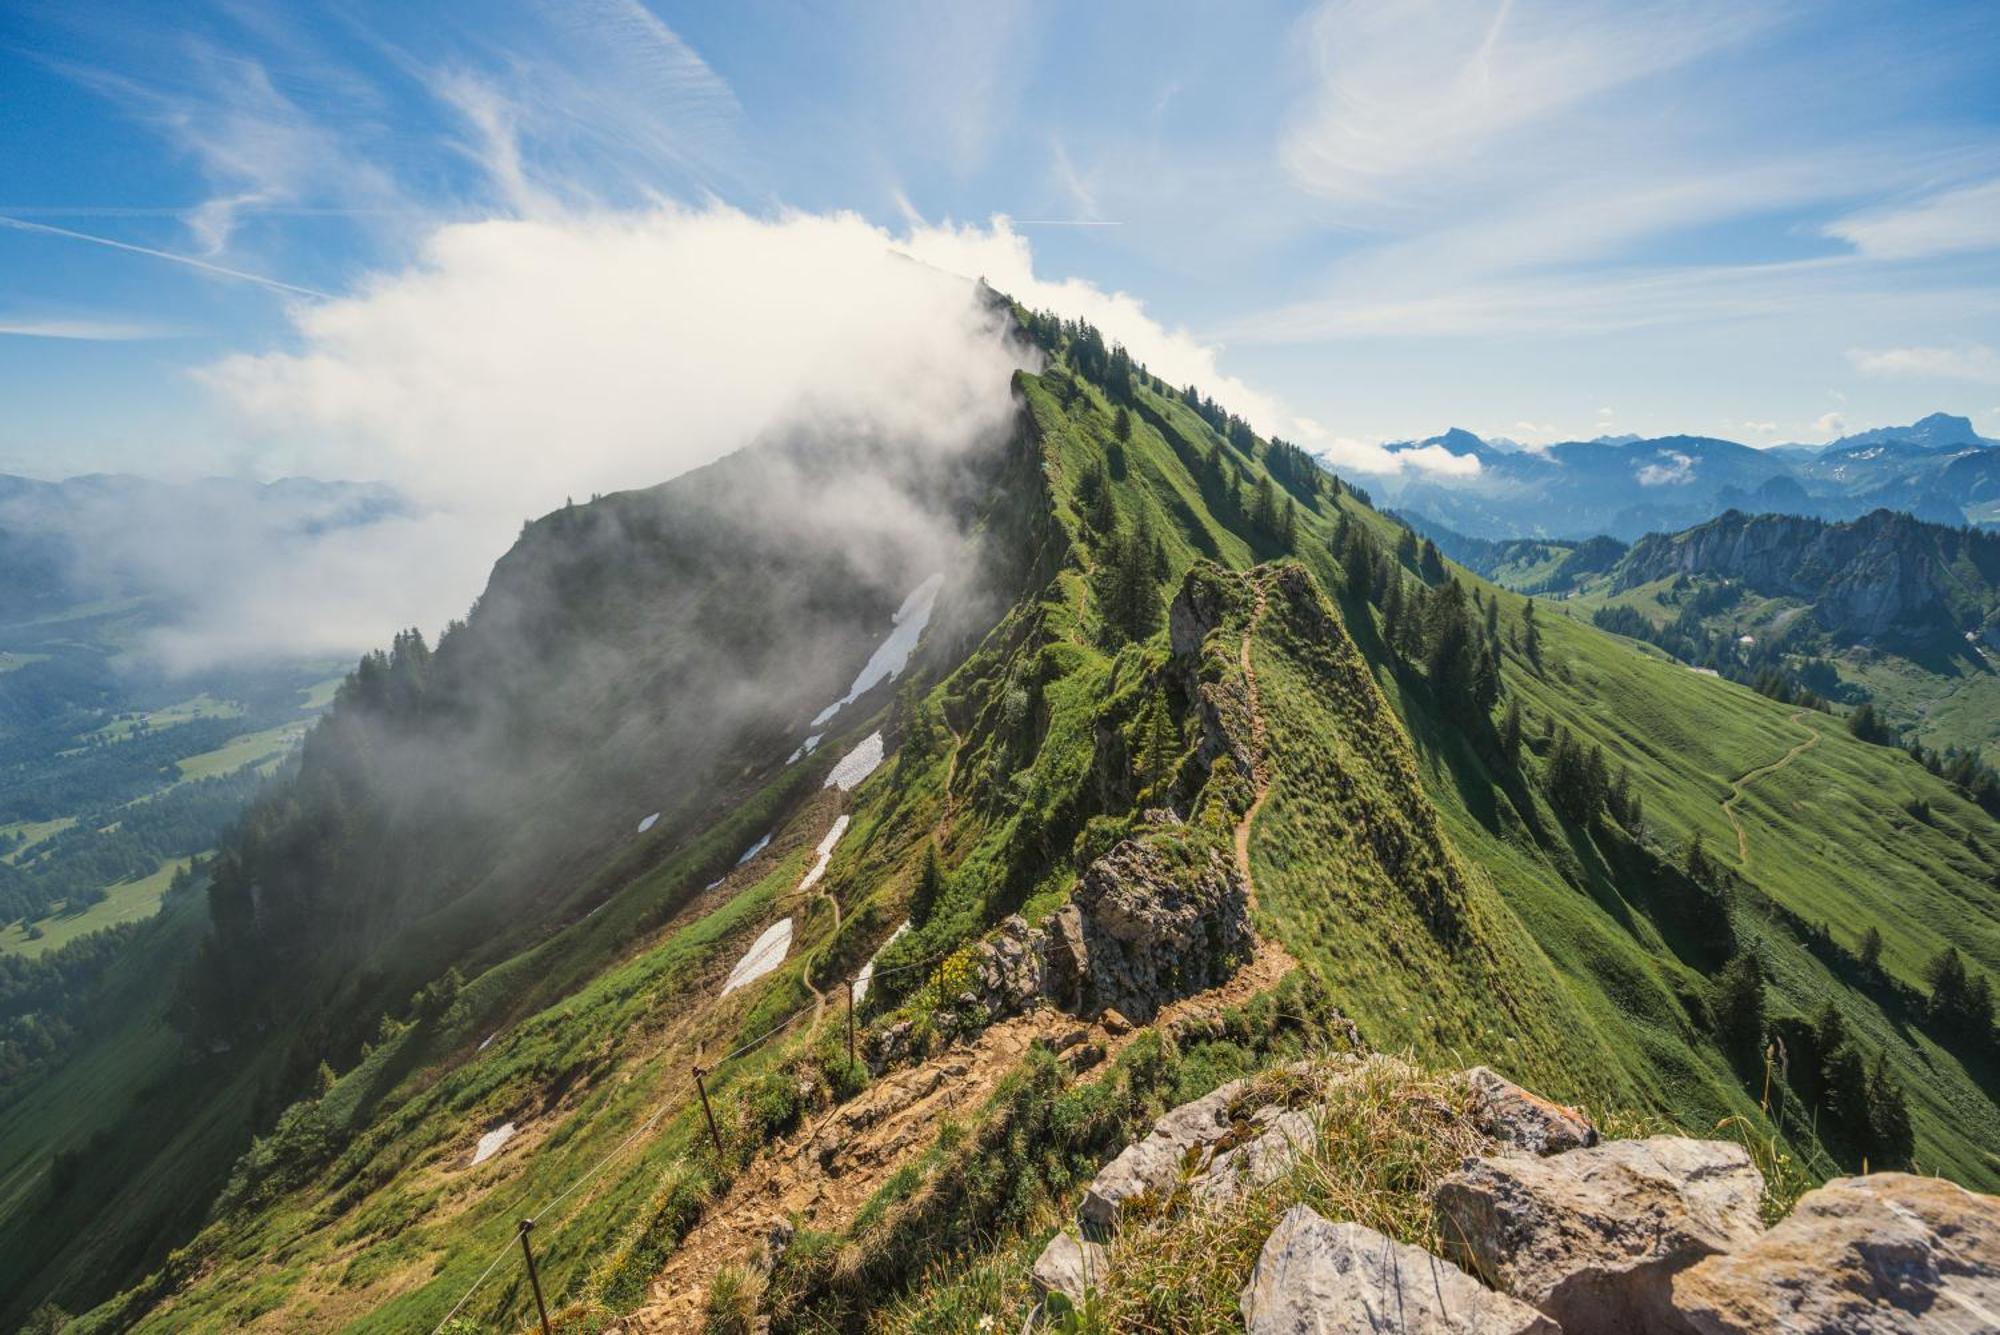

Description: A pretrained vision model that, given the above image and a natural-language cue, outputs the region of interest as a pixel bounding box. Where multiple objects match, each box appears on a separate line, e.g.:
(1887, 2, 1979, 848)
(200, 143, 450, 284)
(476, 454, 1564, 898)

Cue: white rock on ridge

(1672, 1172, 2000, 1334)
(635, 811, 660, 833)
(811, 573, 944, 728)
(1031, 1230, 1108, 1308)
(1461, 1066, 1599, 1155)
(824, 731, 885, 791)
(1079, 1079, 1246, 1231)
(1241, 1205, 1560, 1335)
(1434, 1135, 1765, 1334)
(722, 918, 794, 995)
(1195, 1107, 1318, 1209)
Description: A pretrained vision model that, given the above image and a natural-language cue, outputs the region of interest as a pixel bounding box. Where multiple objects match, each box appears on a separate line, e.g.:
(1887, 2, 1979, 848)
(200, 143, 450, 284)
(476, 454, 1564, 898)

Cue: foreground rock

(1031, 1230, 1109, 1308)
(1435, 1136, 1764, 1333)
(1195, 1106, 1317, 1209)
(1241, 1205, 1559, 1335)
(1463, 1066, 1598, 1155)
(1080, 1078, 1248, 1230)
(1672, 1172, 2000, 1333)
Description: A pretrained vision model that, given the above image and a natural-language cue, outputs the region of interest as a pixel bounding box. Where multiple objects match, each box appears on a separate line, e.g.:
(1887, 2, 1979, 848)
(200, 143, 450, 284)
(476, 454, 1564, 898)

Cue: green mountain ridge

(3, 304, 1996, 1331)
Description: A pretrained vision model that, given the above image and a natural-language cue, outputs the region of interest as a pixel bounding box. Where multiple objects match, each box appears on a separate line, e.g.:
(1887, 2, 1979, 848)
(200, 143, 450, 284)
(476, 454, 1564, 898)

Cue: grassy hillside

(6, 310, 1996, 1331)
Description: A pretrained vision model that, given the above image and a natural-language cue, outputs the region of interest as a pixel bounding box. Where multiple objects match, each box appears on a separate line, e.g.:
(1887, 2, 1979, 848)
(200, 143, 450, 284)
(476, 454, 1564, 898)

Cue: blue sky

(3, 0, 2000, 482)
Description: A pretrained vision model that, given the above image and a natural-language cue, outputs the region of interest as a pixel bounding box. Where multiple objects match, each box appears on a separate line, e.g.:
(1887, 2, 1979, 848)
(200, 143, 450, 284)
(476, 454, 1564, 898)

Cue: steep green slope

(9, 306, 1997, 1332)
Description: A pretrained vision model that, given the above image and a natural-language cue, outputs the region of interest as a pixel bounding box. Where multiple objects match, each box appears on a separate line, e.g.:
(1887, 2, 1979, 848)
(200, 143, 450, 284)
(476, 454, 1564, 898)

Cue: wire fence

(425, 934, 959, 1332)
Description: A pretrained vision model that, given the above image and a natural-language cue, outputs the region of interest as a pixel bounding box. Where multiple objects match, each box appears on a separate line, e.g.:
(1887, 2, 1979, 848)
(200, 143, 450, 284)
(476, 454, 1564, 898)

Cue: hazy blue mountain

(1361, 414, 1999, 539)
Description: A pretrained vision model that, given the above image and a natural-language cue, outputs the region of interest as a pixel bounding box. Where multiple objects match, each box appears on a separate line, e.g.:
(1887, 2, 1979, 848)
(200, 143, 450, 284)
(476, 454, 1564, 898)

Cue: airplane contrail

(0, 214, 332, 299)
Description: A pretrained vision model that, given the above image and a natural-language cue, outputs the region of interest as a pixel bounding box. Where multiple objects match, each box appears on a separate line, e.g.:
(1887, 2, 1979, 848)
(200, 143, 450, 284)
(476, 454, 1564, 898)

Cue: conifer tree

(1712, 952, 1766, 1071)
(1856, 926, 1884, 972)
(1134, 690, 1180, 799)
(1419, 537, 1446, 584)
(1381, 577, 1405, 654)
(911, 842, 944, 926)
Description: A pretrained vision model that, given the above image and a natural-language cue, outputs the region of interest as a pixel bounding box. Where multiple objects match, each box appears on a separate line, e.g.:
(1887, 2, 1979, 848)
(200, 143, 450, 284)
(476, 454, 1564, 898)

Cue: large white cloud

(192, 203, 1464, 666)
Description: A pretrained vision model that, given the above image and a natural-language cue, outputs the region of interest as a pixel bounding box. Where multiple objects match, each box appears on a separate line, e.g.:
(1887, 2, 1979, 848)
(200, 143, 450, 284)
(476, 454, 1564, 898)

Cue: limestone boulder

(1240, 1205, 1560, 1334)
(1461, 1067, 1598, 1156)
(1031, 1230, 1109, 1307)
(1672, 1172, 2000, 1334)
(1434, 1135, 1764, 1333)
(1195, 1107, 1317, 1209)
(1079, 1079, 1246, 1231)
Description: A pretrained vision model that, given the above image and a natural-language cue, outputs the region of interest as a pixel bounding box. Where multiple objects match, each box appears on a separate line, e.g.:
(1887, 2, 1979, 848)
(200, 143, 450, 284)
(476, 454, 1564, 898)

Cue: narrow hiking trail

(1721, 709, 1822, 869)
(630, 939, 1297, 1332)
(624, 570, 1300, 1332)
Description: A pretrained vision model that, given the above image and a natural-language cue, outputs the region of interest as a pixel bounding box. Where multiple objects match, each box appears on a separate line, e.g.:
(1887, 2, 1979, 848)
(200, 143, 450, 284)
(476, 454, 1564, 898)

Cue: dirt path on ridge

(1720, 709, 1821, 869)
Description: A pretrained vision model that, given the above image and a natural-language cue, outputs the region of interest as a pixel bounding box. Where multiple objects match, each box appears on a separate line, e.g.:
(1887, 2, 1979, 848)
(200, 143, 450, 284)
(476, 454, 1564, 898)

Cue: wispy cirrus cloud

(1278, 0, 1775, 216)
(0, 314, 182, 340)
(1849, 344, 2000, 384)
(1825, 179, 2000, 260)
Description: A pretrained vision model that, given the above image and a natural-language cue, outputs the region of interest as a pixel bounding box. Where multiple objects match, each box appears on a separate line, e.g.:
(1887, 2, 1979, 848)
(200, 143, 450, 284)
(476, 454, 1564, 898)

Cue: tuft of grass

(704, 1265, 763, 1334)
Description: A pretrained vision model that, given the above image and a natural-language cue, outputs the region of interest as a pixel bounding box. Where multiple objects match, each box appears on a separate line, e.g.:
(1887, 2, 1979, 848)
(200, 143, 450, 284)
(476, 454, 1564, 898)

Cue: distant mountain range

(1359, 413, 2000, 541)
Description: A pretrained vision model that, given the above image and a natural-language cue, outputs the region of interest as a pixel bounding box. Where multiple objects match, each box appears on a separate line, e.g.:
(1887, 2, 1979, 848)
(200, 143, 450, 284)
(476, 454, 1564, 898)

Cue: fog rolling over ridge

(176, 360, 1041, 1051)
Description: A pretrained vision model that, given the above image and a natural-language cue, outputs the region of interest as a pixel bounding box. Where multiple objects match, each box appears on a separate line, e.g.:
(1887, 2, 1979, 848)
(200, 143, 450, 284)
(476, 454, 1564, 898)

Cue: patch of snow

(471, 1122, 516, 1165)
(478, 1032, 496, 1052)
(722, 918, 793, 995)
(1738, 634, 1756, 645)
(797, 815, 852, 895)
(824, 731, 885, 791)
(735, 832, 773, 865)
(585, 902, 605, 918)
(787, 733, 824, 764)
(810, 574, 945, 727)
(852, 921, 911, 1004)
(636, 812, 660, 834)
(705, 877, 724, 891)
(1687, 666, 1722, 678)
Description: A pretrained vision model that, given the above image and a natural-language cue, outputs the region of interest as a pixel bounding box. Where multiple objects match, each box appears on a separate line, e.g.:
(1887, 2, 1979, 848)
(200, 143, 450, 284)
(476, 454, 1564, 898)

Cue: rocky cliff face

(1614, 508, 2000, 641)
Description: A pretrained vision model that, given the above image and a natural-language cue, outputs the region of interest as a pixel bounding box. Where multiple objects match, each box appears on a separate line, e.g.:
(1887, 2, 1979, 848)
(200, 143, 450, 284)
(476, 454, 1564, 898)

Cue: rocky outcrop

(945, 821, 1250, 1032)
(1672, 1172, 2000, 1334)
(1241, 1205, 1560, 1335)
(1462, 1066, 1599, 1156)
(1168, 565, 1258, 780)
(1434, 1136, 1765, 1333)
(1054, 1058, 2000, 1335)
(1042, 834, 1249, 1021)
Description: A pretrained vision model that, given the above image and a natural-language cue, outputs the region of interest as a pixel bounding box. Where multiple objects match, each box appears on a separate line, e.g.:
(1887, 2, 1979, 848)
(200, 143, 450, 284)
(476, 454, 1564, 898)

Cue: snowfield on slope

(852, 920, 910, 1004)
(824, 731, 884, 791)
(797, 815, 851, 894)
(811, 573, 943, 727)
(722, 919, 794, 995)
(471, 1122, 516, 1165)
